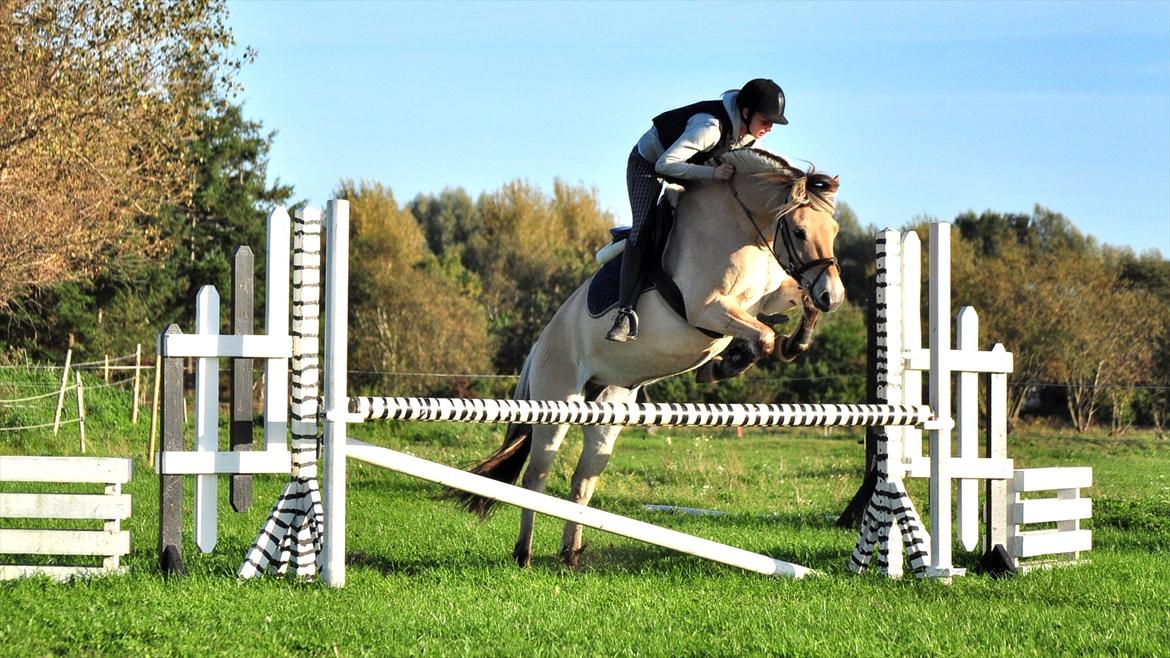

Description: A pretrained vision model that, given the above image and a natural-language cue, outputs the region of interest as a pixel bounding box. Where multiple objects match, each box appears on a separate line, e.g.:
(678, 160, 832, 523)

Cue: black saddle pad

(586, 252, 655, 318)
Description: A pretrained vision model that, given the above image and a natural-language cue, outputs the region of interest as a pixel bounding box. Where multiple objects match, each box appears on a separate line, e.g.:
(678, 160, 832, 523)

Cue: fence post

(322, 200, 350, 588)
(159, 325, 186, 575)
(231, 246, 255, 513)
(193, 286, 221, 553)
(53, 349, 73, 435)
(132, 344, 142, 424)
(927, 222, 957, 578)
(148, 355, 162, 464)
(76, 371, 86, 454)
(104, 356, 110, 383)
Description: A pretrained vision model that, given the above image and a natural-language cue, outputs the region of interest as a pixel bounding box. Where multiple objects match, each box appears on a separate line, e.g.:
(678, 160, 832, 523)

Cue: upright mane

(719, 148, 838, 213)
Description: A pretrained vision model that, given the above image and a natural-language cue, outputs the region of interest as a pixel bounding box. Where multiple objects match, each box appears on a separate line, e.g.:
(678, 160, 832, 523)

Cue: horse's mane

(719, 148, 838, 213)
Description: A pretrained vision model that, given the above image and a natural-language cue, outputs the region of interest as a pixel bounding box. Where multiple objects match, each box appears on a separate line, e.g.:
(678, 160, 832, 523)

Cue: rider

(606, 78, 789, 342)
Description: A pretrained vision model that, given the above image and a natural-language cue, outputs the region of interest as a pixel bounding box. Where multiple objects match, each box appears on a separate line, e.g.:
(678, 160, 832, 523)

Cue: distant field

(2, 370, 1169, 657)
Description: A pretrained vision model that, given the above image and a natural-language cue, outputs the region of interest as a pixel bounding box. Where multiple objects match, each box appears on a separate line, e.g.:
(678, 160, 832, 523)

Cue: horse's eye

(794, 228, 807, 240)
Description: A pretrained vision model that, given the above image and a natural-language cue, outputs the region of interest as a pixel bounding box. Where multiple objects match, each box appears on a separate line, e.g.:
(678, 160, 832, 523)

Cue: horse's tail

(452, 354, 535, 520)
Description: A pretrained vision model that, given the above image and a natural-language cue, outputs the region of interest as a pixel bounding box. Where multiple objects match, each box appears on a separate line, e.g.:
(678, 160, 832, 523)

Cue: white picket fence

(0, 456, 133, 580)
(157, 208, 295, 554)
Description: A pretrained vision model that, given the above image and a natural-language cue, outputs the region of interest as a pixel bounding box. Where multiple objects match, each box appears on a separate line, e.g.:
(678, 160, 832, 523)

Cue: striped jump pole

(351, 397, 933, 428)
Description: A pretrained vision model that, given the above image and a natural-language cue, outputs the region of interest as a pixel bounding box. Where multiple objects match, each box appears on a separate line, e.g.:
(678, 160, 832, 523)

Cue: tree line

(1, 1, 1166, 435)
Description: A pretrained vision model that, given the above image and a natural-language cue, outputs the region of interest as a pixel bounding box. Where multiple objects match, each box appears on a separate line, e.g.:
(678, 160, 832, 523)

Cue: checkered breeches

(626, 147, 662, 246)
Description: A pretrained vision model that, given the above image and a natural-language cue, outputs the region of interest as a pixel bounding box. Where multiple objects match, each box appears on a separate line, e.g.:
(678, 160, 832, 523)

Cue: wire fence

(0, 349, 150, 448)
(2, 350, 1166, 437)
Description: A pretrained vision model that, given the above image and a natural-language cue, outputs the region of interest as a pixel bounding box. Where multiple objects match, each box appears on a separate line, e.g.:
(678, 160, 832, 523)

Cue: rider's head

(737, 78, 787, 139)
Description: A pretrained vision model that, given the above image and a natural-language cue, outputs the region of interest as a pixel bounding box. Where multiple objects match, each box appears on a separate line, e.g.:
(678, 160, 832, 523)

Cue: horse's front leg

(690, 299, 778, 361)
(777, 296, 822, 362)
(695, 279, 805, 383)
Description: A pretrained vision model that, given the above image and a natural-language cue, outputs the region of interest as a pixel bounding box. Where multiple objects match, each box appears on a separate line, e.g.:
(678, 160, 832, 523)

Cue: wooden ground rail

(0, 456, 133, 581)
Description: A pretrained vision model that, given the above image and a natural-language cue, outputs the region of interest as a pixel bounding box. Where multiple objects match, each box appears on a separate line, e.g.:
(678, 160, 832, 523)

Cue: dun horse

(456, 148, 844, 568)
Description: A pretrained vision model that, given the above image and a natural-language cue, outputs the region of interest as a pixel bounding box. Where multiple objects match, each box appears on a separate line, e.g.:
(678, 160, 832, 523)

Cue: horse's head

(721, 149, 845, 312)
(775, 173, 844, 312)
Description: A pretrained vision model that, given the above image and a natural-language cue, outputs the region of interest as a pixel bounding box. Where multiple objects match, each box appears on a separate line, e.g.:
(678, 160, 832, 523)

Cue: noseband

(728, 177, 840, 294)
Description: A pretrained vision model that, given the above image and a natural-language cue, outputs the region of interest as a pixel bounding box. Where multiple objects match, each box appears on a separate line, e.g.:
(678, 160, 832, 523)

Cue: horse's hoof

(757, 312, 789, 326)
(560, 545, 586, 569)
(695, 360, 719, 383)
(778, 336, 812, 362)
(512, 546, 532, 569)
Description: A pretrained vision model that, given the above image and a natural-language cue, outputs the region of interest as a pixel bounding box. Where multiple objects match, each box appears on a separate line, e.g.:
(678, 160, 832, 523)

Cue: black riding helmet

(737, 78, 788, 125)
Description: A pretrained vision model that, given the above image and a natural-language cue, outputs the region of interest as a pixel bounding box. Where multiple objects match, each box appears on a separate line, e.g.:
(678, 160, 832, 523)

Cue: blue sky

(227, 0, 1170, 256)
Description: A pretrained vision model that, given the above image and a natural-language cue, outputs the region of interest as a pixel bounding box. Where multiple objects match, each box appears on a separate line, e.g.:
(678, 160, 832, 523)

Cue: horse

(454, 148, 844, 568)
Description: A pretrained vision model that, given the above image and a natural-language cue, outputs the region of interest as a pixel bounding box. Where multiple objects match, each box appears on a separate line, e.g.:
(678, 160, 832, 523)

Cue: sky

(227, 0, 1170, 257)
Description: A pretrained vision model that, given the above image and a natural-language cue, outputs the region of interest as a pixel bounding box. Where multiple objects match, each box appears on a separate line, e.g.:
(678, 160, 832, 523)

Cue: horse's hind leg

(514, 422, 572, 567)
(560, 385, 636, 568)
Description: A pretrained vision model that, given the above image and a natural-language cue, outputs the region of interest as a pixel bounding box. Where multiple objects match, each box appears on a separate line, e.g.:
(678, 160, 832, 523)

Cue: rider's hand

(712, 163, 735, 181)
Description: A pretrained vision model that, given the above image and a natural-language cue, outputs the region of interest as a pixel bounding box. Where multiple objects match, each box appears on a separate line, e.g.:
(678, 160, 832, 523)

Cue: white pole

(901, 232, 923, 461)
(194, 286, 220, 552)
(321, 200, 350, 588)
(347, 440, 813, 578)
(955, 307, 980, 551)
(53, 349, 73, 435)
(987, 344, 1010, 554)
(265, 207, 291, 450)
(928, 222, 959, 578)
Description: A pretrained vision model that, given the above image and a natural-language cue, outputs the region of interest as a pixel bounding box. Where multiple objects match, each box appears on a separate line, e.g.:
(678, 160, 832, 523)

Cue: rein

(728, 176, 839, 293)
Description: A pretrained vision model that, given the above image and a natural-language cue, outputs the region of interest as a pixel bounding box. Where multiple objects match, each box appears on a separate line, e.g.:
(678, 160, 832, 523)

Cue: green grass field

(2, 368, 1169, 657)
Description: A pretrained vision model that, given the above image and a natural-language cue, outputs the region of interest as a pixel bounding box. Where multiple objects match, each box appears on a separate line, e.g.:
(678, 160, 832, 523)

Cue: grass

(2, 367, 1169, 657)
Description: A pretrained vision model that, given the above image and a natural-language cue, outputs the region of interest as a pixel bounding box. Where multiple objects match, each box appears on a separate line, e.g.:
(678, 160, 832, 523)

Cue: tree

(339, 180, 494, 395)
(410, 187, 480, 260)
(460, 179, 611, 372)
(950, 207, 1161, 432)
(0, 0, 246, 307)
(0, 100, 292, 361)
(1114, 250, 1170, 435)
(832, 202, 876, 305)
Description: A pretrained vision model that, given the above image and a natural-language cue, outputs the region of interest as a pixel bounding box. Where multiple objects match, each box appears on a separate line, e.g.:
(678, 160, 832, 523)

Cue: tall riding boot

(605, 241, 648, 342)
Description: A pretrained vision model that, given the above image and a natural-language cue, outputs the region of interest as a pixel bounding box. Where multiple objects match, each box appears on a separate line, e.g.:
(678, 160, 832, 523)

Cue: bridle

(728, 174, 840, 294)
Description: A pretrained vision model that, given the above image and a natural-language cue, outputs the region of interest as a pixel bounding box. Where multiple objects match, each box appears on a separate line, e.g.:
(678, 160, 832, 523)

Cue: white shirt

(635, 91, 760, 180)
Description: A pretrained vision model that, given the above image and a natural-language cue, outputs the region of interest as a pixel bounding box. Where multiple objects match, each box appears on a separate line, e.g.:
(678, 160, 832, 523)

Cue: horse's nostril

(820, 291, 831, 306)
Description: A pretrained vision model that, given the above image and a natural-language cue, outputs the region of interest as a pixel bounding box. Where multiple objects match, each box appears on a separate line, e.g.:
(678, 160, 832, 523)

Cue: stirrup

(605, 307, 639, 342)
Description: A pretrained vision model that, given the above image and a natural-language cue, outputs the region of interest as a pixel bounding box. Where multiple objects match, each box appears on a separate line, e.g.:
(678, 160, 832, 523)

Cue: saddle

(586, 197, 718, 337)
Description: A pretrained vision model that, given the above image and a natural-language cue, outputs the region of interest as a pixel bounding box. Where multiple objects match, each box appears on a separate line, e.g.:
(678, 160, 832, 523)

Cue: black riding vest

(651, 99, 754, 165)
